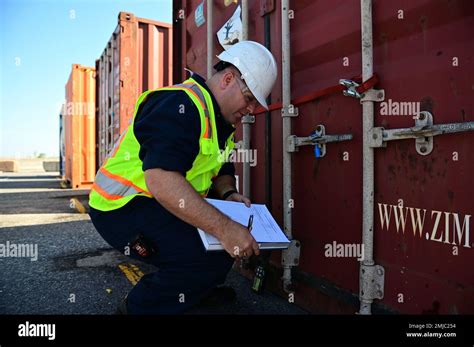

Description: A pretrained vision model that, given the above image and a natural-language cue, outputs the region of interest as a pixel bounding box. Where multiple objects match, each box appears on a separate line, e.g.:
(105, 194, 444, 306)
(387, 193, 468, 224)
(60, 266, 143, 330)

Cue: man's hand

(224, 192, 251, 208)
(220, 219, 260, 258)
(145, 168, 258, 258)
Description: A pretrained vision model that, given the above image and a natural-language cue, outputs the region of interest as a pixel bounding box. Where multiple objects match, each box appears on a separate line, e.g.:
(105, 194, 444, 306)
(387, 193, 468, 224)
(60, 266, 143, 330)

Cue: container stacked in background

(61, 12, 173, 187)
(95, 12, 172, 167)
(63, 64, 96, 189)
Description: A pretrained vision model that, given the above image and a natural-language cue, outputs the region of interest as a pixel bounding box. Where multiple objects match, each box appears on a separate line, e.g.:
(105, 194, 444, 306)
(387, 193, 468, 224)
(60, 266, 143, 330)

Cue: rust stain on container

(96, 12, 172, 166)
(64, 64, 96, 189)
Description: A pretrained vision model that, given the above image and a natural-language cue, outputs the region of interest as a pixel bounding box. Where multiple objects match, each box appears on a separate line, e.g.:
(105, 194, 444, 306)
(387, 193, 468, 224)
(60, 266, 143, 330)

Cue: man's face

(216, 70, 259, 125)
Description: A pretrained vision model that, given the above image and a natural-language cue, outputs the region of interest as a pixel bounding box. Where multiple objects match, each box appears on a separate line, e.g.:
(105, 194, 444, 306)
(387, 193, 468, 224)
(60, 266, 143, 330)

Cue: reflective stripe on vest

(92, 167, 152, 200)
(175, 81, 212, 138)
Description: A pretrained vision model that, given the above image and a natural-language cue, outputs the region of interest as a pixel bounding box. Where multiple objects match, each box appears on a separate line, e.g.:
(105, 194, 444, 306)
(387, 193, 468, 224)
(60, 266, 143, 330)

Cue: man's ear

(221, 71, 234, 89)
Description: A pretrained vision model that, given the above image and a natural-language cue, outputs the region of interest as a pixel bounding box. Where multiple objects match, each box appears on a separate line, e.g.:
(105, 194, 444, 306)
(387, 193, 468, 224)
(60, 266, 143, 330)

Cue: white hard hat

(216, 41, 277, 110)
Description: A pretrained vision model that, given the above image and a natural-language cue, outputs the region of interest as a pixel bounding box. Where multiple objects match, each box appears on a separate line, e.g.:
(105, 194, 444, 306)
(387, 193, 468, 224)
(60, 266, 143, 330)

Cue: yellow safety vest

(89, 77, 235, 211)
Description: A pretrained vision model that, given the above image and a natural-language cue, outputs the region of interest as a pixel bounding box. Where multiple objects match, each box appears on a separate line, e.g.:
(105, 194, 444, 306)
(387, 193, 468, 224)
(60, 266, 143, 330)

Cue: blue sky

(0, 0, 172, 158)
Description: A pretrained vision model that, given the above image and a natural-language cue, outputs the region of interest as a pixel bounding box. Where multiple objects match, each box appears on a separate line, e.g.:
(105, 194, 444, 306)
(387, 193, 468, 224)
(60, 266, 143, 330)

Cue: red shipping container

(173, 0, 474, 314)
(64, 64, 96, 189)
(96, 12, 173, 166)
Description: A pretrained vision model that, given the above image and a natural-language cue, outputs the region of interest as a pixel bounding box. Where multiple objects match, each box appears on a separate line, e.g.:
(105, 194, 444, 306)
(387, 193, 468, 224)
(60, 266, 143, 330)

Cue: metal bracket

(340, 79, 363, 98)
(360, 89, 385, 103)
(369, 111, 474, 156)
(414, 111, 434, 155)
(340, 79, 384, 103)
(281, 239, 301, 266)
(287, 135, 298, 153)
(260, 0, 275, 16)
(281, 104, 299, 118)
(234, 140, 243, 149)
(287, 124, 353, 157)
(241, 114, 255, 124)
(368, 127, 386, 148)
(360, 264, 385, 300)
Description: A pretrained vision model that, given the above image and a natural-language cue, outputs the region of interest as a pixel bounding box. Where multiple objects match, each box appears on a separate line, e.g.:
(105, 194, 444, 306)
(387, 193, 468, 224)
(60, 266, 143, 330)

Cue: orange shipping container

(64, 64, 96, 189)
(96, 12, 173, 166)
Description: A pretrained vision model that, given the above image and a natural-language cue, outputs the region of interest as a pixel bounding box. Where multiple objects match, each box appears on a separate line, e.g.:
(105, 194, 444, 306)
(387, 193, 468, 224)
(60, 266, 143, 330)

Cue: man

(88, 41, 277, 314)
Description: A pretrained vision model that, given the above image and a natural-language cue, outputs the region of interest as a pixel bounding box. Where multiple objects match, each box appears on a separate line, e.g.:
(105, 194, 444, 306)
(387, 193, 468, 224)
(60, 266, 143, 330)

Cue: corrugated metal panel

(173, 0, 474, 314)
(64, 64, 96, 189)
(96, 12, 173, 166)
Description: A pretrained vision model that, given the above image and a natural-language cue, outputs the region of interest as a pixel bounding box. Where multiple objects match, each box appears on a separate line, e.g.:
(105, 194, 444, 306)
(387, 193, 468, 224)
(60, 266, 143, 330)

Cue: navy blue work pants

(89, 197, 234, 314)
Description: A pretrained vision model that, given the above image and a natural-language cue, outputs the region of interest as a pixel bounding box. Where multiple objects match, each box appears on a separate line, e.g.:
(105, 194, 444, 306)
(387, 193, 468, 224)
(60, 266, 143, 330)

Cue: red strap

(253, 74, 379, 115)
(355, 74, 379, 94)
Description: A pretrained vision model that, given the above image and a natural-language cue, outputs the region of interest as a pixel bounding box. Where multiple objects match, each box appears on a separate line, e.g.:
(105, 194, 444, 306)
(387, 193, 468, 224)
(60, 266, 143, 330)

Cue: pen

(247, 214, 253, 232)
